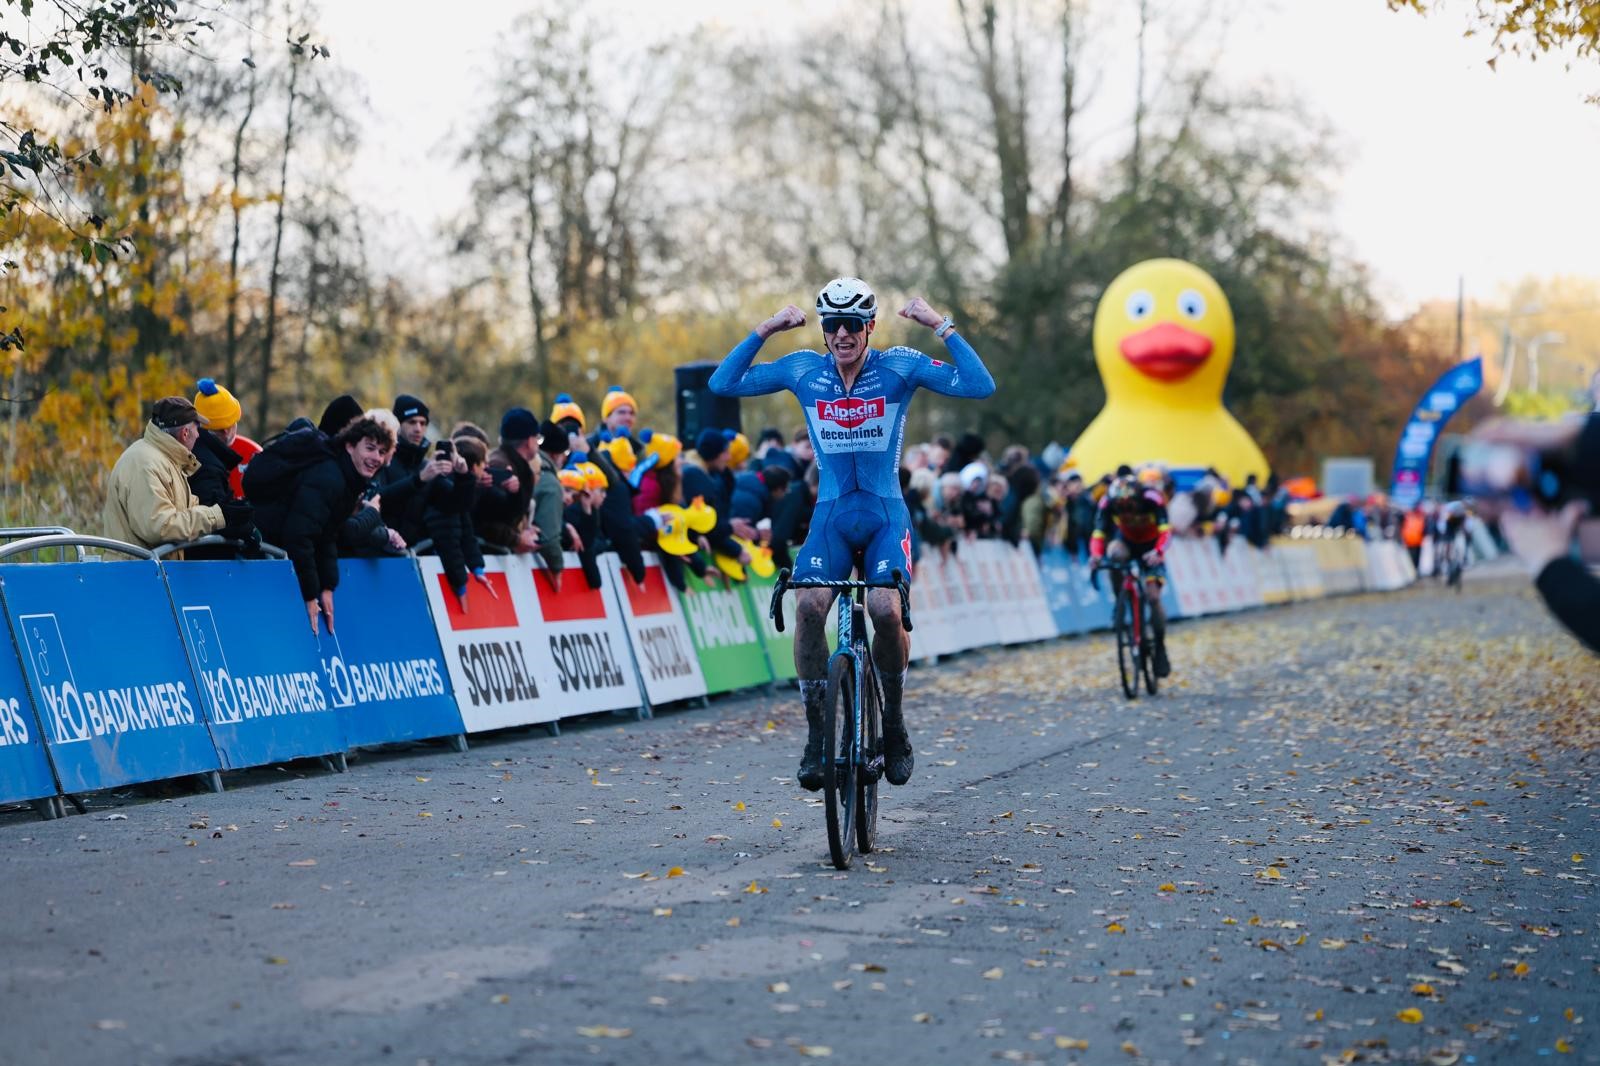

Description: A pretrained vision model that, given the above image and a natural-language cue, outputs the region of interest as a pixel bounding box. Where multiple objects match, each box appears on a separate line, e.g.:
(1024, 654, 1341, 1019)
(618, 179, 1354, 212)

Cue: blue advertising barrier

(163, 561, 349, 770)
(0, 621, 59, 808)
(1037, 546, 1176, 635)
(1038, 546, 1088, 635)
(314, 558, 466, 750)
(0, 561, 222, 794)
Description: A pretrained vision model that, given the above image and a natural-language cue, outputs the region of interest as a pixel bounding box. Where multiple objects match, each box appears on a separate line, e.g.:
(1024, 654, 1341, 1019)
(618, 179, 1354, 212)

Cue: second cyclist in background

(1090, 469, 1173, 677)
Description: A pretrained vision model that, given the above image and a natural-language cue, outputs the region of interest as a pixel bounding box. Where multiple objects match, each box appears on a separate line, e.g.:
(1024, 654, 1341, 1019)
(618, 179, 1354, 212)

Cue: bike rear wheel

(1114, 585, 1138, 700)
(856, 656, 882, 854)
(823, 653, 858, 870)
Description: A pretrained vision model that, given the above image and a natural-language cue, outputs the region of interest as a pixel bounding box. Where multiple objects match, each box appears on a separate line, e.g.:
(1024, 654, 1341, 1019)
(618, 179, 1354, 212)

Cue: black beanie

(538, 419, 569, 456)
(393, 393, 429, 423)
(318, 394, 365, 437)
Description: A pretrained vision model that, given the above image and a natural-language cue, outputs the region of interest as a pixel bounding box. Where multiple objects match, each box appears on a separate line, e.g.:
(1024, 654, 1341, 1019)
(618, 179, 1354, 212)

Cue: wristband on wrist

(934, 316, 956, 339)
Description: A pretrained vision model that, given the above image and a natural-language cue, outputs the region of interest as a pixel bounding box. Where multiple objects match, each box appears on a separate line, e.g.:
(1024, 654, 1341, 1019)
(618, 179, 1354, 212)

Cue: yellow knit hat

(550, 393, 585, 429)
(726, 432, 751, 469)
(600, 385, 638, 420)
(598, 431, 637, 474)
(558, 469, 587, 492)
(193, 378, 241, 430)
(638, 428, 681, 468)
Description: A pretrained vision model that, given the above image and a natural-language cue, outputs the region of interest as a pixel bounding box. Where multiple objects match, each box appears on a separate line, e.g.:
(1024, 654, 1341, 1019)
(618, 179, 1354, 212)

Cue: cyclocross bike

(1095, 559, 1159, 700)
(770, 566, 912, 870)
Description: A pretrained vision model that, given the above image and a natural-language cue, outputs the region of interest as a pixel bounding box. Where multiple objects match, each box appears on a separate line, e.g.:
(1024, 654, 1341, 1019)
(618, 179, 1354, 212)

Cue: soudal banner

(678, 571, 773, 694)
(0, 561, 222, 794)
(0, 613, 57, 806)
(905, 551, 958, 661)
(163, 561, 348, 770)
(315, 558, 464, 748)
(527, 554, 643, 718)
(421, 555, 549, 731)
(605, 554, 707, 706)
(421, 554, 641, 732)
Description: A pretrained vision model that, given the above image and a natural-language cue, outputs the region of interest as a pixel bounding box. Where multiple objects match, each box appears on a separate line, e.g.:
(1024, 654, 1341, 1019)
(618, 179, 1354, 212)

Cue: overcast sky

(315, 0, 1600, 316)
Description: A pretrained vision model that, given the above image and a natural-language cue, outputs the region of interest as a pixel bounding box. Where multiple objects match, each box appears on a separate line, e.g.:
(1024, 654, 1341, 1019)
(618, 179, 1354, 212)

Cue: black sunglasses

(821, 316, 867, 335)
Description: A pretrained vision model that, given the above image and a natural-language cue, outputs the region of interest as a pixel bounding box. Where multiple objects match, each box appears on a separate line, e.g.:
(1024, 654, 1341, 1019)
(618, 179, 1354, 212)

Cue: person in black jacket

(253, 417, 393, 634)
(185, 378, 258, 558)
(425, 436, 490, 607)
(1477, 413, 1599, 653)
(376, 393, 453, 547)
(683, 428, 749, 567)
(337, 408, 407, 558)
(476, 408, 539, 553)
(555, 398, 647, 584)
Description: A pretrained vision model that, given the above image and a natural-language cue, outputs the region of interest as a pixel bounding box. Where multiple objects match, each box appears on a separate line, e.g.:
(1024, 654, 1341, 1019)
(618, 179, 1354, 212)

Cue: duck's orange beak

(1119, 322, 1213, 382)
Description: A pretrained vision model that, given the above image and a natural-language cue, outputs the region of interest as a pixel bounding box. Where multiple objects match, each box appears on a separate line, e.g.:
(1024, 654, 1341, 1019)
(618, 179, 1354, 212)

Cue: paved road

(3, 568, 1597, 1066)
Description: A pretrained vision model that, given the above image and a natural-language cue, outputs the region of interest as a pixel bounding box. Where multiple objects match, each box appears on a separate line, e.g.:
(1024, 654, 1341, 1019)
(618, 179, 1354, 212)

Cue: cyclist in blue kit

(710, 277, 995, 791)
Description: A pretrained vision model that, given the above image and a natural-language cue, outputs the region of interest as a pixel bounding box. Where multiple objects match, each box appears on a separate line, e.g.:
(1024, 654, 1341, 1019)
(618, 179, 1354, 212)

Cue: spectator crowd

(99, 376, 1581, 640)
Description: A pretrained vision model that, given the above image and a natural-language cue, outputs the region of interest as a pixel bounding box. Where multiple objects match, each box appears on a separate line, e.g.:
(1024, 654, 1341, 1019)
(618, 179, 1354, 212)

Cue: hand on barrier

(307, 589, 335, 635)
(219, 500, 255, 538)
(566, 522, 584, 554)
(471, 568, 498, 598)
(1142, 550, 1164, 567)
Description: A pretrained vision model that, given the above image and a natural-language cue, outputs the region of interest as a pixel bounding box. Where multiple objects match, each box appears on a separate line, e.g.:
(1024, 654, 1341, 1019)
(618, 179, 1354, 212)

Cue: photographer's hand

(1501, 500, 1588, 576)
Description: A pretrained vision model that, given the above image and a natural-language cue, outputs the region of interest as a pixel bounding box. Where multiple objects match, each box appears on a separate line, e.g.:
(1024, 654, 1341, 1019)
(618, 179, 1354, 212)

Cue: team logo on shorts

(815, 396, 885, 429)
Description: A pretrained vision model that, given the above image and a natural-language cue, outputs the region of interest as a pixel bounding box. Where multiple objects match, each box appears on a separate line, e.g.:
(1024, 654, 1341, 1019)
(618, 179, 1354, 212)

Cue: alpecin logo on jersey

(815, 396, 885, 429)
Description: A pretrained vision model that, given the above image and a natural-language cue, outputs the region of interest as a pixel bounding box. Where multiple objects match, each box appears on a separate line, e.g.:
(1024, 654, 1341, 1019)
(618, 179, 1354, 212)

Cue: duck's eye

(1177, 289, 1206, 319)
(1125, 290, 1154, 321)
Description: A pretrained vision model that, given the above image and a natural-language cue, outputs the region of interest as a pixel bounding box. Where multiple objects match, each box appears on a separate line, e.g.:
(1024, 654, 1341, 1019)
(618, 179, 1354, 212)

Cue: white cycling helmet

(816, 276, 877, 322)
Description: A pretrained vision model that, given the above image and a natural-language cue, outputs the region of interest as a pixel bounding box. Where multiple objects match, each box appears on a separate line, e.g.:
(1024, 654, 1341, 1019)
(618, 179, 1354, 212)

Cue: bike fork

(1128, 580, 1142, 648)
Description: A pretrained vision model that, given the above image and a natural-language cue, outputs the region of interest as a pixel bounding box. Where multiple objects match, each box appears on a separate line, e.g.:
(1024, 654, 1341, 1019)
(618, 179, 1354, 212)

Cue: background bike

(1095, 559, 1159, 699)
(771, 566, 912, 870)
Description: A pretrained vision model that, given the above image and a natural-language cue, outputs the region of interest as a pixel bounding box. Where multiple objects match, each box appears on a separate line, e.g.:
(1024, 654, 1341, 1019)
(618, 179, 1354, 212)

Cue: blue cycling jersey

(708, 330, 996, 501)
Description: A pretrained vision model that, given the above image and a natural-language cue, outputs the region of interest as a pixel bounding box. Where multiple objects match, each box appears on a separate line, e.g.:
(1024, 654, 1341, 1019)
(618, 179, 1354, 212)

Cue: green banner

(744, 572, 797, 682)
(679, 573, 773, 693)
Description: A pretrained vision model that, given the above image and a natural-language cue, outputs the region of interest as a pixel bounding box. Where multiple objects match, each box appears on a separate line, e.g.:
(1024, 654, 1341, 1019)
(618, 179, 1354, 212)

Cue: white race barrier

(1364, 540, 1415, 591)
(421, 553, 643, 732)
(908, 552, 959, 662)
(605, 554, 708, 708)
(1220, 542, 1266, 610)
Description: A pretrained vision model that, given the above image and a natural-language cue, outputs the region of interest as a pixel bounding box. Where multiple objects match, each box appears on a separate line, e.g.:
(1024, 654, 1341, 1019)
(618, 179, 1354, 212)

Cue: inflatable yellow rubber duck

(1068, 258, 1270, 487)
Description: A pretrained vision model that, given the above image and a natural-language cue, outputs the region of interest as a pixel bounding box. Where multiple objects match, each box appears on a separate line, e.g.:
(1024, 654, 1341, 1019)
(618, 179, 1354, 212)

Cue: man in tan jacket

(103, 397, 228, 551)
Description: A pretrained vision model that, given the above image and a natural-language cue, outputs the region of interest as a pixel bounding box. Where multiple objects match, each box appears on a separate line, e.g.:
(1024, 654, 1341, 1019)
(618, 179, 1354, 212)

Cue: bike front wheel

(823, 653, 859, 870)
(1114, 586, 1138, 700)
(1140, 591, 1160, 696)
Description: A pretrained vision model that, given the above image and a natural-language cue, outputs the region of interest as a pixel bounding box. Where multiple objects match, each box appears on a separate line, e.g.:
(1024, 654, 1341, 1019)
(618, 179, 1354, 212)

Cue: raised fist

(759, 304, 807, 338)
(898, 297, 944, 330)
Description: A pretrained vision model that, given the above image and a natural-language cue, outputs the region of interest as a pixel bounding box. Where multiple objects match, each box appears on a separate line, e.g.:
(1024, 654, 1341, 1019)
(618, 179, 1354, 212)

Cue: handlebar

(768, 568, 913, 634)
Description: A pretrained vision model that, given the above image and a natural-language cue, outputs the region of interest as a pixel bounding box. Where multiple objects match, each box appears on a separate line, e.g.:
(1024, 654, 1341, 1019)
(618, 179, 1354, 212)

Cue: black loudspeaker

(675, 362, 742, 445)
